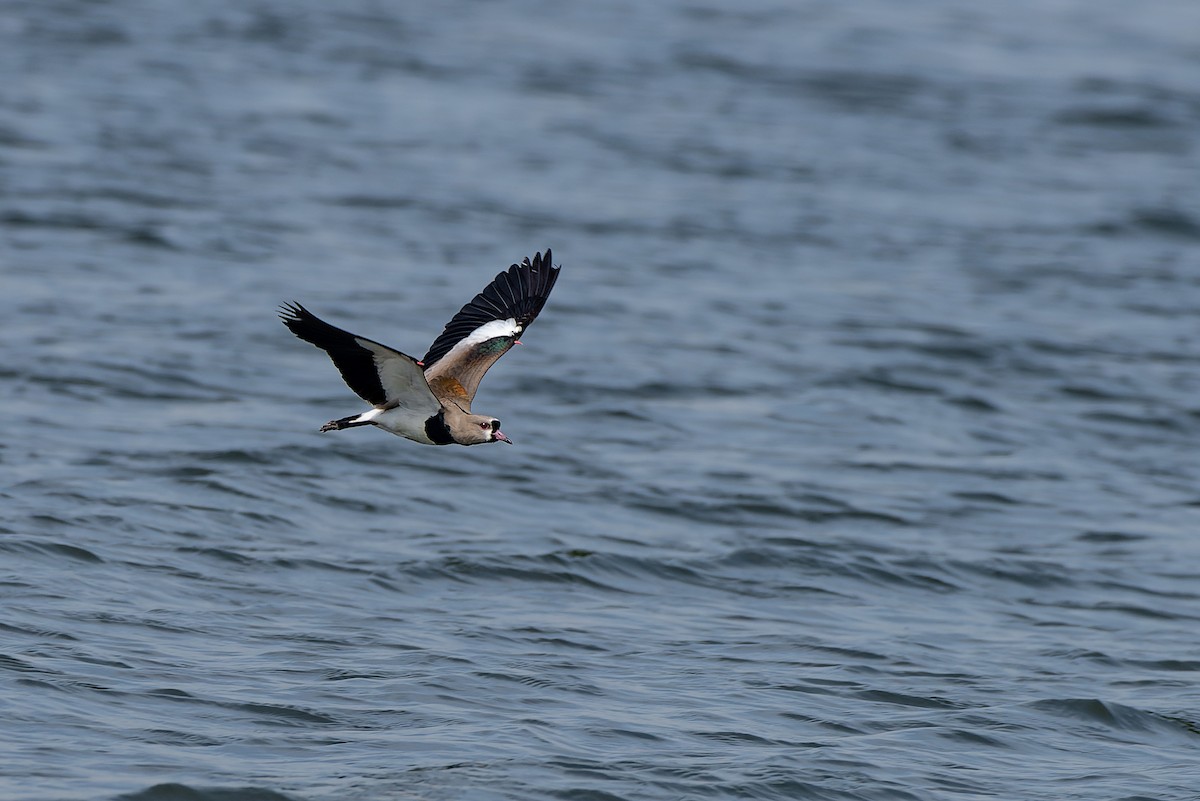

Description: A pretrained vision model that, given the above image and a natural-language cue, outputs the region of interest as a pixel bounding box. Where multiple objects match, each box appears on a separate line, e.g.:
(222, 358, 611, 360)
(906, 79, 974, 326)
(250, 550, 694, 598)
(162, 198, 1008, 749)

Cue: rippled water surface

(3, 1, 1200, 799)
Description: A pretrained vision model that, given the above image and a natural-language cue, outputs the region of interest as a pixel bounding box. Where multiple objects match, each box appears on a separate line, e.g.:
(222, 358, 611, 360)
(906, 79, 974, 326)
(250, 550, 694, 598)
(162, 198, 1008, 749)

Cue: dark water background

(3, 1, 1200, 799)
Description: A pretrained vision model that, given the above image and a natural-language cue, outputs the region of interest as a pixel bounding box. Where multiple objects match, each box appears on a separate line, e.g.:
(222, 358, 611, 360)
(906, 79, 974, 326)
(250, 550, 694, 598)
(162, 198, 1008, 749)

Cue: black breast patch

(424, 411, 454, 445)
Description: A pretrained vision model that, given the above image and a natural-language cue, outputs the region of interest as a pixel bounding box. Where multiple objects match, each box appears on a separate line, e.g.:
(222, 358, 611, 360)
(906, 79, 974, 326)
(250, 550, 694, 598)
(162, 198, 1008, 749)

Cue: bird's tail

(320, 414, 372, 432)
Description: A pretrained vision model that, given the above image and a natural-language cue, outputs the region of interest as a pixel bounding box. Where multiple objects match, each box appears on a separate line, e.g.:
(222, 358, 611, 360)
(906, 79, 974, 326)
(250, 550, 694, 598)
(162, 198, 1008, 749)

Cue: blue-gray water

(3, 1, 1200, 799)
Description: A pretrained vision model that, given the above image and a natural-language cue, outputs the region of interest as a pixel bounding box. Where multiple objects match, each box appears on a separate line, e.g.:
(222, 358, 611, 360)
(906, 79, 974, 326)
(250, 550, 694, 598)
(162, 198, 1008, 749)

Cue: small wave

(1124, 658, 1200, 672)
(1075, 532, 1147, 544)
(383, 548, 813, 600)
(0, 654, 59, 675)
(951, 491, 1022, 506)
(832, 336, 1001, 364)
(148, 688, 339, 727)
(1086, 602, 1199, 622)
(934, 728, 1011, 748)
(1055, 107, 1175, 129)
(0, 621, 78, 641)
(945, 395, 1000, 412)
(1089, 206, 1200, 241)
(388, 552, 632, 594)
(321, 194, 416, 209)
(1028, 698, 1199, 738)
(232, 702, 338, 726)
(145, 729, 226, 747)
(822, 369, 943, 396)
(0, 210, 178, 250)
(592, 727, 664, 742)
(473, 670, 602, 697)
(624, 483, 912, 529)
(720, 547, 958, 595)
(0, 538, 104, 563)
(177, 546, 257, 565)
(546, 786, 633, 801)
(694, 729, 786, 746)
(948, 558, 1073, 588)
(1082, 410, 1191, 433)
(114, 784, 302, 801)
(676, 50, 927, 114)
(854, 690, 971, 710)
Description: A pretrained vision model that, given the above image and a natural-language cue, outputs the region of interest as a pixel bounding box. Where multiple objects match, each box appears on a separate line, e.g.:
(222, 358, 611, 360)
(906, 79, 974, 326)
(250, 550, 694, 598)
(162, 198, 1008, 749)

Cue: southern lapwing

(280, 250, 560, 446)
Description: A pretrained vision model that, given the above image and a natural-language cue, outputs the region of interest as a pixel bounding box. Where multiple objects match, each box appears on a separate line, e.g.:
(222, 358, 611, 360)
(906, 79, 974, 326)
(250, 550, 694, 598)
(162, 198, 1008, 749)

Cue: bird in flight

(280, 250, 560, 446)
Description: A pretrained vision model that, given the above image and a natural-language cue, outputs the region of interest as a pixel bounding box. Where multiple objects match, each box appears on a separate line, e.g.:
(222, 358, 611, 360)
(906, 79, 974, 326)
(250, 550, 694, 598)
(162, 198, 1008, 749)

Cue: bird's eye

(479, 422, 488, 429)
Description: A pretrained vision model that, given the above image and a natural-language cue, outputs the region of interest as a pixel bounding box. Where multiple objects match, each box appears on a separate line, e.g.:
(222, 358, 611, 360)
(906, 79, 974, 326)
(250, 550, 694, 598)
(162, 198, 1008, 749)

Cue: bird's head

(445, 404, 512, 446)
(472, 416, 511, 445)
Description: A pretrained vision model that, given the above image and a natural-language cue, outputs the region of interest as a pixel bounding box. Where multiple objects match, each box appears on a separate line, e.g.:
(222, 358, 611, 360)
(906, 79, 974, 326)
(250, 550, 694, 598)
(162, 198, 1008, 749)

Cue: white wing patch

(465, 318, 522, 344)
(437, 318, 521, 365)
(354, 337, 442, 413)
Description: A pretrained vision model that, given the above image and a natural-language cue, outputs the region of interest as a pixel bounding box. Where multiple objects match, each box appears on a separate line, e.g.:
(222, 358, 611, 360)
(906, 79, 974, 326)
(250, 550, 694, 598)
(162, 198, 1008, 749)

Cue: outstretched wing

(421, 250, 560, 407)
(280, 302, 440, 414)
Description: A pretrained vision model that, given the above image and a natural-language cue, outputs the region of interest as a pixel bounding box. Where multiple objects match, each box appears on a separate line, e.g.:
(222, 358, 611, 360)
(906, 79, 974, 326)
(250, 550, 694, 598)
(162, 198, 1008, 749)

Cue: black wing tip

(497, 248, 560, 324)
(278, 302, 340, 347)
(512, 248, 561, 303)
(518, 248, 558, 273)
(492, 249, 560, 288)
(278, 301, 310, 323)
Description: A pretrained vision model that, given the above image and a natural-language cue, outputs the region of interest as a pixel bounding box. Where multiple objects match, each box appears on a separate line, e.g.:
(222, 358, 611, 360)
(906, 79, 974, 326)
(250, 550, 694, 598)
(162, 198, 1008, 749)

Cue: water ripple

(2, 1, 1199, 800)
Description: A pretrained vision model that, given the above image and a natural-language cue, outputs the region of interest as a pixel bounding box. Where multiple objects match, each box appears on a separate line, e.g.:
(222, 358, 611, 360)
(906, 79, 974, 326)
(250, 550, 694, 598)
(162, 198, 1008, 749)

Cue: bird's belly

(371, 407, 438, 445)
